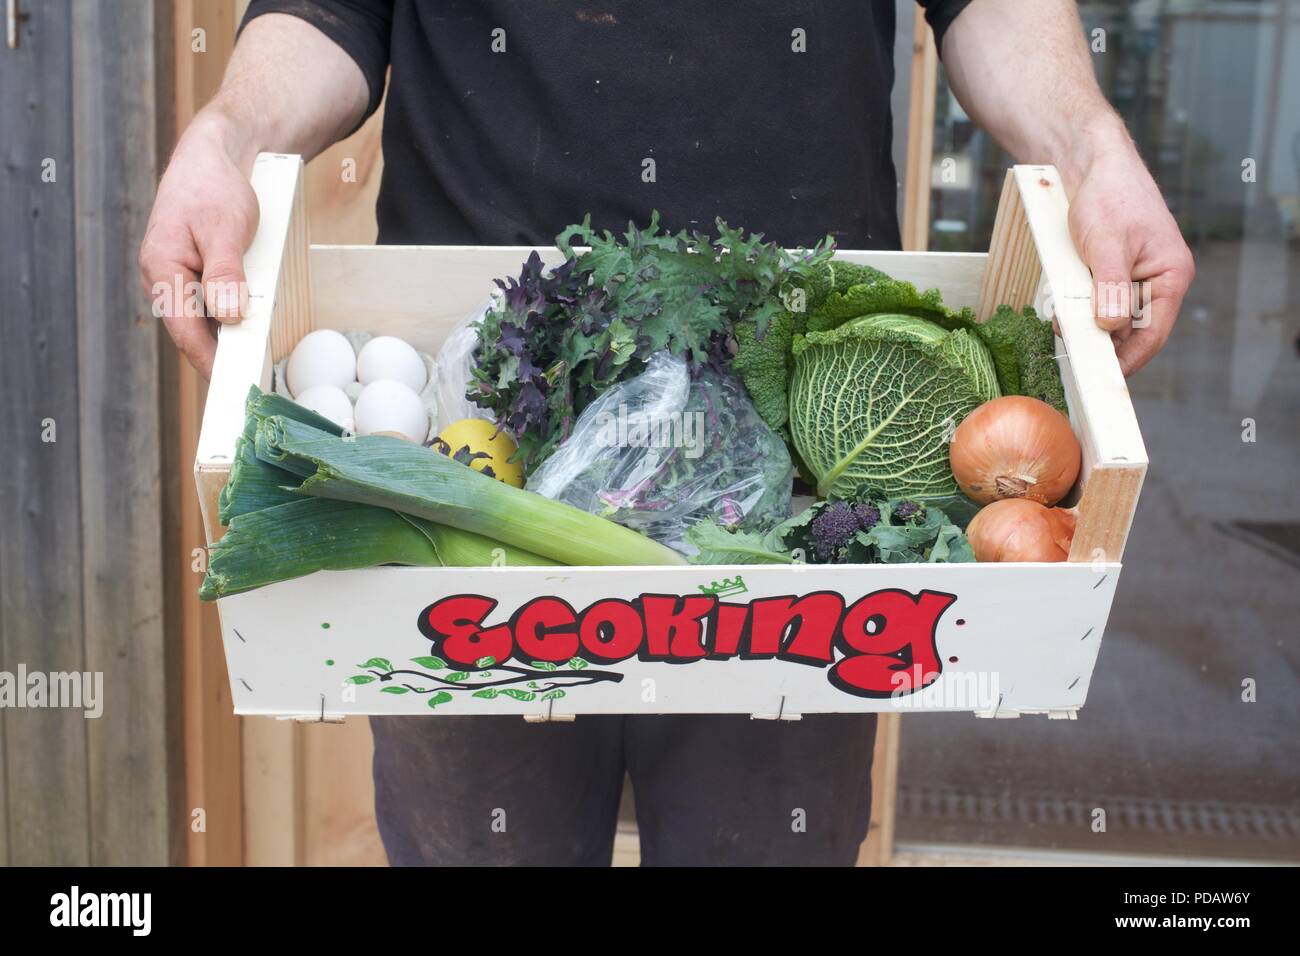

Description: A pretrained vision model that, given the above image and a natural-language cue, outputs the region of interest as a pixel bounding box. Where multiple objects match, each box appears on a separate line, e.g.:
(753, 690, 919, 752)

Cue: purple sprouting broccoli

(808, 499, 890, 562)
(893, 500, 922, 523)
(810, 501, 862, 561)
(853, 501, 881, 532)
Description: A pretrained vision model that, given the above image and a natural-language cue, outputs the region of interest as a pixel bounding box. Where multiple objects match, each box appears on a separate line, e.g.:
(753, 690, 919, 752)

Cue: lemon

(432, 418, 525, 488)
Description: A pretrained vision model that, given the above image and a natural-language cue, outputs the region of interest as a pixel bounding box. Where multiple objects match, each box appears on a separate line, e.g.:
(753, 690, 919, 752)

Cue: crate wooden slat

(307, 245, 992, 357)
(1006, 166, 1148, 562)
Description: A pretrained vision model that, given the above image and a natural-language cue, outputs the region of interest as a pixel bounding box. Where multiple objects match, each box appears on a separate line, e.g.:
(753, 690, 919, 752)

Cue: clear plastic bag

(527, 352, 794, 555)
(433, 303, 496, 432)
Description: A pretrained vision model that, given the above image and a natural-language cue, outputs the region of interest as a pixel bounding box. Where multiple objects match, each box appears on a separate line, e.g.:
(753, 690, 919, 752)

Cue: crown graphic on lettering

(698, 575, 747, 598)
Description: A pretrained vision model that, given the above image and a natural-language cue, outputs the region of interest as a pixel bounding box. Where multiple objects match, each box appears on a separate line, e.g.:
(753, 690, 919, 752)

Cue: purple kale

(506, 381, 547, 437)
(810, 501, 862, 561)
(494, 321, 527, 357)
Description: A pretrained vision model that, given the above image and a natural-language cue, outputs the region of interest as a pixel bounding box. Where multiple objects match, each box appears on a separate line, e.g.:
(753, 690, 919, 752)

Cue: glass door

(896, 0, 1300, 862)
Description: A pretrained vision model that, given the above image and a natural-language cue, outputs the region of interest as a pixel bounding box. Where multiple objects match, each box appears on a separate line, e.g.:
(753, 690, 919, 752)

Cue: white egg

(357, 336, 428, 393)
(293, 385, 355, 432)
(353, 379, 429, 443)
(287, 329, 357, 397)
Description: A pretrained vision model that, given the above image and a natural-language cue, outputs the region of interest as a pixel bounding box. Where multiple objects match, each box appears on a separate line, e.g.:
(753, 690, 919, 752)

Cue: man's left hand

(1064, 125, 1196, 376)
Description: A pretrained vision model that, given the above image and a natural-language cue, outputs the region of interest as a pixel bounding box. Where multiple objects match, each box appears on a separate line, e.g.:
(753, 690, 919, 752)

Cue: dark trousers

(370, 713, 877, 866)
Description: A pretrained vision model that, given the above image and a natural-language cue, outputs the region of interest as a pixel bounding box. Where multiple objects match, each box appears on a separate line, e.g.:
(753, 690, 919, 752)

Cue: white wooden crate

(195, 154, 1146, 721)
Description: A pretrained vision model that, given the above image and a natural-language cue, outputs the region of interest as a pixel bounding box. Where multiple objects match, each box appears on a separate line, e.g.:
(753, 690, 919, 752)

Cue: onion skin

(950, 396, 1081, 506)
(967, 499, 1077, 562)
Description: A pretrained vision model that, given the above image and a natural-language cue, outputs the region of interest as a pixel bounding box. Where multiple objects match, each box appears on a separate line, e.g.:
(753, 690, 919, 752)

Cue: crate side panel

(216, 562, 1118, 718)
(197, 155, 301, 467)
(306, 246, 990, 356)
(1011, 166, 1147, 468)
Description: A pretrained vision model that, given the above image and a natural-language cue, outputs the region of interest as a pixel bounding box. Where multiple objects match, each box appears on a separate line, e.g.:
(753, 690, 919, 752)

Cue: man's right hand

(138, 110, 260, 379)
(138, 12, 373, 378)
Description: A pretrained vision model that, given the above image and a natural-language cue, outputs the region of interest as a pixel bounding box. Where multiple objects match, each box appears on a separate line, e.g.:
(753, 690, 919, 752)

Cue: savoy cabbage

(789, 313, 1000, 500)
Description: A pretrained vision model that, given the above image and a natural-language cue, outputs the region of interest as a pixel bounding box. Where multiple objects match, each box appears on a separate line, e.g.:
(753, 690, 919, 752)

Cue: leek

(199, 499, 556, 600)
(254, 414, 686, 566)
(200, 497, 440, 600)
(218, 439, 302, 524)
(398, 514, 559, 569)
(244, 387, 342, 439)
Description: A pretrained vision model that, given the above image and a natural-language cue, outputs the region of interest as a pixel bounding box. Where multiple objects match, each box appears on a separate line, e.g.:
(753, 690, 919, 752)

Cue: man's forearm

(195, 13, 371, 171)
(937, 0, 1194, 375)
(939, 0, 1131, 191)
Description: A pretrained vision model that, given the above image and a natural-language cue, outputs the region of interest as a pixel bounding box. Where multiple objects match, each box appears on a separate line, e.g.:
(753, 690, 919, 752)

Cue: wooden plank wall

(170, 0, 246, 867)
(0, 0, 179, 865)
(72, 0, 178, 866)
(0, 0, 88, 867)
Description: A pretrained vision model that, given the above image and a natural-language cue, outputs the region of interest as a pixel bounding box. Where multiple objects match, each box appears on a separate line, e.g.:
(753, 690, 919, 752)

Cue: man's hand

(138, 13, 371, 377)
(938, 0, 1194, 375)
(138, 111, 259, 378)
(1063, 124, 1195, 375)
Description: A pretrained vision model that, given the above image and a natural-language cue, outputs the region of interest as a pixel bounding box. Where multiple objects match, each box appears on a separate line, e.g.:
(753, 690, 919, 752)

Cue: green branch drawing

(346, 655, 623, 708)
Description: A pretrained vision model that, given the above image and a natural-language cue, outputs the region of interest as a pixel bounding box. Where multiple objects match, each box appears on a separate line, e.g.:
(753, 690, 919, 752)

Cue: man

(140, 1, 1193, 866)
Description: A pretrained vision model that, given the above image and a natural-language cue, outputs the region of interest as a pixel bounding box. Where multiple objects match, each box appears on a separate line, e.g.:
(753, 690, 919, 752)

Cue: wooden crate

(195, 154, 1146, 721)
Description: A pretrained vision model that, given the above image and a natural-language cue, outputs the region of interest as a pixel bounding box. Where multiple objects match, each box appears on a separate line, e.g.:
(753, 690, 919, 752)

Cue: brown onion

(967, 499, 1077, 562)
(950, 396, 1081, 506)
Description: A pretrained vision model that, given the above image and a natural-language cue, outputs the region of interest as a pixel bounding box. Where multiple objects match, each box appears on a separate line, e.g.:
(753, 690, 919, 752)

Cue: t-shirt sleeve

(915, 0, 975, 55)
(240, 0, 393, 121)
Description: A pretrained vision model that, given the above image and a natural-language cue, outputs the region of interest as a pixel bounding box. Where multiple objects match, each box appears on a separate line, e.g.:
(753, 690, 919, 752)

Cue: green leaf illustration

(444, 671, 469, 683)
(540, 689, 566, 701)
(479, 672, 493, 678)
(501, 689, 536, 702)
(357, 657, 392, 671)
(380, 687, 409, 695)
(427, 691, 454, 709)
(567, 657, 588, 670)
(410, 656, 447, 670)
(527, 681, 539, 689)
(530, 661, 559, 671)
(475, 656, 497, 668)
(472, 688, 499, 699)
(345, 675, 376, 685)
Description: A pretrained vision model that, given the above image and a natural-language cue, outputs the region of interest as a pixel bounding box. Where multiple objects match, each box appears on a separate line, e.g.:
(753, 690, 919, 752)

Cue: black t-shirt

(242, 1, 971, 249)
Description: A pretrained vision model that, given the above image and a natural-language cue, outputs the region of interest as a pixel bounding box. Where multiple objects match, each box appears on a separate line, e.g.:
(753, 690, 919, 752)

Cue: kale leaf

(975, 305, 1068, 413)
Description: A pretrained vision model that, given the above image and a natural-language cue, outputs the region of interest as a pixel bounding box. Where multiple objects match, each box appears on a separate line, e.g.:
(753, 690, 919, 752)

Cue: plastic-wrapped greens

(527, 352, 794, 556)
